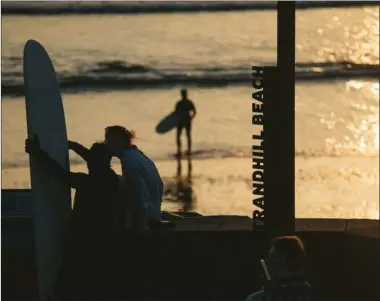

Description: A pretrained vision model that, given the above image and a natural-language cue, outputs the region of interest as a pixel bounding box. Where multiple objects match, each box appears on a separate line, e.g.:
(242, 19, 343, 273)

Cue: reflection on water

(323, 80, 379, 156)
(163, 155, 196, 212)
(311, 6, 379, 65)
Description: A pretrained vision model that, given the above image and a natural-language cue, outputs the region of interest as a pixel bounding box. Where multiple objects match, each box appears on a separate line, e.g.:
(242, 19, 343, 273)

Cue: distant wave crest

(2, 60, 379, 97)
(2, 1, 378, 15)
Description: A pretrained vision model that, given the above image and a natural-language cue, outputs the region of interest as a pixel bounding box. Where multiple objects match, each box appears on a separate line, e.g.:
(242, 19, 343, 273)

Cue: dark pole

(264, 1, 296, 237)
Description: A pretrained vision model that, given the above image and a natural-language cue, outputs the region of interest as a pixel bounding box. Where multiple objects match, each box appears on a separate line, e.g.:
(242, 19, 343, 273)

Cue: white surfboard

(23, 39, 72, 300)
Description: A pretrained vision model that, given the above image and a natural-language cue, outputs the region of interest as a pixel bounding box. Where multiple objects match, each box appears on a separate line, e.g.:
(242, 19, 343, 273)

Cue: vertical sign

(252, 2, 296, 236)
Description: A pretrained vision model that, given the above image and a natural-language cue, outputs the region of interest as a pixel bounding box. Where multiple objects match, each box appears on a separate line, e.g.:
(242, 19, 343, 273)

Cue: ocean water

(1, 3, 379, 218)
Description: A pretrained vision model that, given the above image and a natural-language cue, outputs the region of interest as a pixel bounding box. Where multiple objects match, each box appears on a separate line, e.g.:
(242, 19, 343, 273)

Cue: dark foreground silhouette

(245, 236, 313, 301)
(25, 135, 121, 235)
(25, 135, 124, 299)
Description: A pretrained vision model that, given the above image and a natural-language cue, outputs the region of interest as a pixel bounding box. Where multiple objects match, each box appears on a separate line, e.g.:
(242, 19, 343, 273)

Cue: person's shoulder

(245, 289, 265, 301)
(123, 153, 142, 171)
(122, 148, 138, 160)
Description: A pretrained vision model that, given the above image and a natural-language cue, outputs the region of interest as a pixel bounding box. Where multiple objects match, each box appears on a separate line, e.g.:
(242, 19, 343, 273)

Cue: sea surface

(1, 2, 379, 218)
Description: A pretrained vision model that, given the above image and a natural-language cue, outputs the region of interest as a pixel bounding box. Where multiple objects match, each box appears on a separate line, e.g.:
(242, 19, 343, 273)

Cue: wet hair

(87, 142, 112, 167)
(105, 125, 136, 146)
(270, 236, 307, 274)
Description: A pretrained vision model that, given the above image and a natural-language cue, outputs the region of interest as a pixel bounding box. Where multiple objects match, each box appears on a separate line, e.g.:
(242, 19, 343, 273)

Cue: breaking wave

(2, 60, 379, 97)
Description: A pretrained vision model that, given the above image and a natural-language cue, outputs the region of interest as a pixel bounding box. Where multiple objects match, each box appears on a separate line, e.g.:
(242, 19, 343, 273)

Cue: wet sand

(2, 156, 378, 219)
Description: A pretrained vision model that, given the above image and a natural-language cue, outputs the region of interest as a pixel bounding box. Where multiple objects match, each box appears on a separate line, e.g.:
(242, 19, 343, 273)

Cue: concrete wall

(2, 222, 379, 301)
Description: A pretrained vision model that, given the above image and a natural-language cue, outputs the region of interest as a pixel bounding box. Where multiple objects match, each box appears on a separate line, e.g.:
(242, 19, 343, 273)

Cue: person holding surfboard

(104, 125, 164, 232)
(25, 135, 121, 234)
(26, 136, 130, 299)
(175, 88, 197, 156)
(66, 139, 149, 232)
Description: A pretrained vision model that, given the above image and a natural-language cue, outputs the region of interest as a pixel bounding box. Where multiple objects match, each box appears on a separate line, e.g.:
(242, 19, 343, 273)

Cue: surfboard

(23, 39, 72, 301)
(155, 111, 178, 134)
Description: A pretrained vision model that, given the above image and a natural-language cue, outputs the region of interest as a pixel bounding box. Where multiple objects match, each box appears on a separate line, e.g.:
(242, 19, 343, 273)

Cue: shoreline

(2, 156, 379, 219)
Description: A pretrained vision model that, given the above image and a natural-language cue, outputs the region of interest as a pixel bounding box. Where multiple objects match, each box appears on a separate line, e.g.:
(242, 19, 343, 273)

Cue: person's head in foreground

(180, 88, 188, 99)
(104, 125, 135, 157)
(267, 235, 307, 281)
(245, 236, 311, 301)
(86, 142, 113, 175)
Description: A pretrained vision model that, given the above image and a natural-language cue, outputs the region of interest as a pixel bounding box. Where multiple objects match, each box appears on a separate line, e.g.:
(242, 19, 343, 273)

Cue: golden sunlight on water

(345, 7, 379, 65)
(322, 80, 379, 156)
(350, 81, 379, 153)
(313, 7, 379, 65)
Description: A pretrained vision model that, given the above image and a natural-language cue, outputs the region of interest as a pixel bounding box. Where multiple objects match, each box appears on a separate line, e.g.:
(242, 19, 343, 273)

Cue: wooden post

(264, 2, 296, 237)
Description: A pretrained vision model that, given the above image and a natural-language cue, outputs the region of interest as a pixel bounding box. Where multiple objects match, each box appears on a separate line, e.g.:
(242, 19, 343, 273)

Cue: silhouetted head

(86, 143, 113, 174)
(104, 125, 135, 157)
(267, 236, 307, 280)
(180, 88, 188, 99)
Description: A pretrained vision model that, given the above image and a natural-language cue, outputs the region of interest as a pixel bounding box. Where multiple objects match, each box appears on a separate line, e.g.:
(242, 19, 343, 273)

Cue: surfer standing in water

(104, 125, 164, 232)
(175, 88, 197, 157)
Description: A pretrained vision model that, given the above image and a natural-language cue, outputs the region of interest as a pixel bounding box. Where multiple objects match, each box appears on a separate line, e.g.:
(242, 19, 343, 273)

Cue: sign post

(252, 2, 296, 236)
(267, 1, 296, 237)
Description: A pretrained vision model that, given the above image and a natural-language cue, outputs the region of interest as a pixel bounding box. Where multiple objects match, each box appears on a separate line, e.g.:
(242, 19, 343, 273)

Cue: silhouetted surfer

(67, 137, 160, 232)
(104, 126, 164, 232)
(175, 88, 196, 156)
(25, 136, 120, 235)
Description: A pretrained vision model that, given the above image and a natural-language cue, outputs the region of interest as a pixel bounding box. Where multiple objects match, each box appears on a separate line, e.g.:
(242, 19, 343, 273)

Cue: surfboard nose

(24, 39, 43, 56)
(25, 39, 38, 48)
